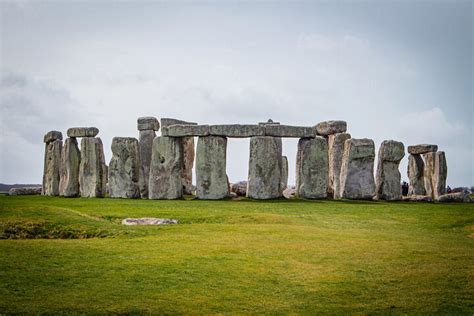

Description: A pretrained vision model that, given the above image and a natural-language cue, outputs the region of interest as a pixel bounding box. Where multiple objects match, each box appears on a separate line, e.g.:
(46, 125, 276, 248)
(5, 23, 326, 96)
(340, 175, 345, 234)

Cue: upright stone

(108, 137, 141, 199)
(407, 154, 425, 195)
(422, 152, 436, 199)
(339, 138, 375, 199)
(196, 136, 229, 199)
(79, 137, 106, 198)
(247, 136, 283, 199)
(433, 151, 447, 200)
(42, 131, 63, 196)
(281, 156, 288, 191)
(137, 117, 160, 199)
(148, 136, 183, 199)
(327, 132, 351, 198)
(375, 140, 405, 200)
(59, 137, 80, 197)
(296, 137, 328, 199)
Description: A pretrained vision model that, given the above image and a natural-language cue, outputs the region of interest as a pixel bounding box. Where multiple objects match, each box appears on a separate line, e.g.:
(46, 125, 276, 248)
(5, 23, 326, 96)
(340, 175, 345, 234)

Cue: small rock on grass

(122, 218, 178, 225)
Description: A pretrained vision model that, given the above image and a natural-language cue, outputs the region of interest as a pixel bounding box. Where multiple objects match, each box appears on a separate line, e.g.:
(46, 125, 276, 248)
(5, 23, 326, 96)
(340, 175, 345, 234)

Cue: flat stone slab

(162, 124, 210, 137)
(137, 117, 160, 131)
(437, 192, 471, 203)
(161, 118, 197, 127)
(9, 187, 42, 195)
(209, 124, 265, 138)
(67, 127, 99, 138)
(43, 130, 63, 143)
(264, 124, 315, 138)
(402, 195, 433, 202)
(407, 144, 438, 154)
(122, 218, 178, 225)
(314, 120, 347, 136)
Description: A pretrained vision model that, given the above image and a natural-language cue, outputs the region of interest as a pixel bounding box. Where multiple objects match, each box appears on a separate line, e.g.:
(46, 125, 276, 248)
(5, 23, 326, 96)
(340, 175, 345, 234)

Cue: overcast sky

(1, 0, 472, 187)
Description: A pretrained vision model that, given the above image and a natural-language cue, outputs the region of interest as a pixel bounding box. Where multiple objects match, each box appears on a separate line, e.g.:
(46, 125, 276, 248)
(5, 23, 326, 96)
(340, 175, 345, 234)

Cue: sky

(0, 0, 472, 187)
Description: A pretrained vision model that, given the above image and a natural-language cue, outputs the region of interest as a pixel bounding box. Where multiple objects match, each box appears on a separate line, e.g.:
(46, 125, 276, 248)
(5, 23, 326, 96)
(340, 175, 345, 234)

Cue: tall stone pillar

(407, 144, 438, 198)
(281, 156, 288, 191)
(327, 132, 351, 198)
(108, 137, 141, 199)
(296, 137, 328, 199)
(375, 140, 405, 200)
(42, 131, 63, 196)
(148, 136, 183, 199)
(79, 137, 106, 198)
(247, 136, 282, 199)
(339, 138, 375, 199)
(196, 136, 229, 199)
(137, 117, 160, 198)
(407, 154, 425, 195)
(434, 151, 447, 200)
(59, 137, 80, 197)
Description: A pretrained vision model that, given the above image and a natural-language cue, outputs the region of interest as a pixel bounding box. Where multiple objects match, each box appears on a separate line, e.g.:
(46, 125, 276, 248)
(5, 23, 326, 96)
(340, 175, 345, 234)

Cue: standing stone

(339, 138, 375, 199)
(407, 154, 425, 196)
(281, 156, 288, 191)
(422, 152, 436, 199)
(42, 131, 63, 196)
(108, 137, 141, 199)
(59, 137, 80, 197)
(79, 137, 106, 198)
(138, 130, 156, 198)
(148, 136, 183, 199)
(296, 137, 328, 199)
(375, 140, 405, 200)
(433, 151, 447, 200)
(196, 136, 229, 199)
(327, 132, 351, 198)
(247, 136, 283, 199)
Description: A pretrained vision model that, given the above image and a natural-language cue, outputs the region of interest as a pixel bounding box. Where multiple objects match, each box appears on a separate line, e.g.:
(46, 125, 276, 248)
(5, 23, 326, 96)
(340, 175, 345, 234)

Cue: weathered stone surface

(196, 136, 229, 199)
(438, 191, 471, 203)
(162, 125, 210, 137)
(148, 136, 183, 199)
(67, 127, 99, 138)
(264, 124, 314, 138)
(43, 130, 62, 144)
(433, 151, 447, 200)
(402, 195, 433, 202)
(407, 144, 438, 155)
(122, 218, 178, 225)
(314, 121, 347, 136)
(79, 137, 106, 198)
(327, 132, 351, 198)
(209, 124, 265, 138)
(422, 152, 436, 199)
(375, 140, 405, 200)
(108, 137, 141, 199)
(259, 119, 280, 125)
(161, 118, 197, 127)
(283, 187, 296, 199)
(42, 139, 62, 196)
(339, 138, 375, 199)
(182, 136, 195, 195)
(59, 138, 80, 197)
(296, 137, 328, 199)
(138, 130, 155, 198)
(407, 154, 425, 195)
(137, 117, 160, 131)
(247, 136, 283, 199)
(9, 187, 42, 195)
(281, 156, 288, 191)
(230, 181, 247, 196)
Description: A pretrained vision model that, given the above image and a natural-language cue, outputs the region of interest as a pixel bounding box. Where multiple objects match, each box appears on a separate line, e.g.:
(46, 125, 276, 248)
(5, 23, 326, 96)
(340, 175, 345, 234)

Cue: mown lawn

(0, 195, 473, 314)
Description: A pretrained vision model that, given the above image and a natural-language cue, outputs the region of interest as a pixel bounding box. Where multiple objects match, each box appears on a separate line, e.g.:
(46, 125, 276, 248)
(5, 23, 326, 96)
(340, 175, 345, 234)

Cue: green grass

(0, 196, 473, 314)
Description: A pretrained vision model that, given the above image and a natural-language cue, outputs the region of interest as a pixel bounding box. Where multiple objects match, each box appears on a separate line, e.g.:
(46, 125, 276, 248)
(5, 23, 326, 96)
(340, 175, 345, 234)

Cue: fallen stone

(402, 195, 433, 202)
(196, 136, 229, 199)
(138, 130, 156, 198)
(407, 154, 425, 195)
(108, 137, 141, 199)
(43, 130, 63, 144)
(137, 117, 160, 131)
(162, 125, 210, 137)
(281, 156, 288, 191)
(407, 144, 438, 155)
(9, 187, 42, 195)
(209, 124, 265, 138)
(339, 138, 375, 199)
(148, 136, 183, 199)
(438, 191, 471, 203)
(314, 120, 347, 136)
(296, 137, 328, 199)
(59, 137, 81, 197)
(42, 138, 62, 196)
(375, 140, 405, 201)
(122, 218, 178, 225)
(247, 136, 283, 199)
(79, 137, 106, 198)
(327, 132, 351, 198)
(264, 124, 314, 138)
(67, 127, 99, 138)
(230, 181, 247, 196)
(161, 118, 197, 127)
(283, 187, 296, 199)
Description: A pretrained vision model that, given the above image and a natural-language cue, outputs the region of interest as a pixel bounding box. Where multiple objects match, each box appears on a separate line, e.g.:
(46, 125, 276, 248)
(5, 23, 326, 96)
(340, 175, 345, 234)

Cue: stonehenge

(41, 118, 454, 202)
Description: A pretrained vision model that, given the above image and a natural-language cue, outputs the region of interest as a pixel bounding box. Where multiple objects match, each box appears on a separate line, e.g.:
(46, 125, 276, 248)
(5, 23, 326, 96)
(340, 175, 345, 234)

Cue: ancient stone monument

(281, 156, 288, 191)
(296, 137, 328, 199)
(78, 131, 107, 198)
(108, 137, 141, 199)
(137, 117, 159, 198)
(59, 137, 80, 197)
(43, 131, 63, 196)
(375, 140, 405, 200)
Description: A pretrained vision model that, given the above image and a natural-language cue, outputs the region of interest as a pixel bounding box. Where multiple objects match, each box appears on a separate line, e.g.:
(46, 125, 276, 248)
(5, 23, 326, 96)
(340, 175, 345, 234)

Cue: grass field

(0, 195, 473, 314)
